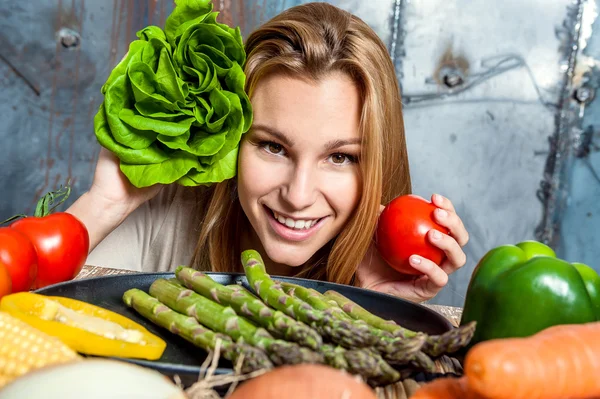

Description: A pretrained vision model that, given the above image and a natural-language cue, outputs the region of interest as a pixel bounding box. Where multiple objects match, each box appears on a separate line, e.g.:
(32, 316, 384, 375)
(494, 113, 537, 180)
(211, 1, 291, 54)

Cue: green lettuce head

(94, 0, 252, 187)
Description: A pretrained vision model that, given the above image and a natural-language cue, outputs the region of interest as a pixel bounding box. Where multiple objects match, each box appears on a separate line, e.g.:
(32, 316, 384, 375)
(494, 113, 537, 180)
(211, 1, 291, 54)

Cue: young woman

(68, 2, 469, 303)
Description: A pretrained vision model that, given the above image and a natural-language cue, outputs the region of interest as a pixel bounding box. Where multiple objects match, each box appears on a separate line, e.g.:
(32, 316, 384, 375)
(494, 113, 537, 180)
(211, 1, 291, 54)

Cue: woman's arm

(66, 191, 134, 253)
(66, 148, 162, 253)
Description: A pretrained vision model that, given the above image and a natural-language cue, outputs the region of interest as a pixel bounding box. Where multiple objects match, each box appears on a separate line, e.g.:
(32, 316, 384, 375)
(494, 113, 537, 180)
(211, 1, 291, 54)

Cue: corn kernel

(0, 311, 80, 388)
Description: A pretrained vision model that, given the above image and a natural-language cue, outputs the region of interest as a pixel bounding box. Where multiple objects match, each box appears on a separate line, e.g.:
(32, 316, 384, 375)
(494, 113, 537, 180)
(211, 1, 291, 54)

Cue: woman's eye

(329, 153, 357, 165)
(261, 141, 285, 155)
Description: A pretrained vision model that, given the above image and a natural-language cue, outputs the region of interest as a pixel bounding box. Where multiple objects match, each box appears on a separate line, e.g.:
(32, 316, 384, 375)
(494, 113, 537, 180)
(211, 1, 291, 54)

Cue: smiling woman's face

(237, 72, 363, 272)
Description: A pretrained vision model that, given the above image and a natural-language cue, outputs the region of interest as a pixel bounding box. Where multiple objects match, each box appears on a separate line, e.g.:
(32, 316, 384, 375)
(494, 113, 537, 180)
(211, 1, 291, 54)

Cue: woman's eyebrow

(324, 138, 361, 152)
(251, 124, 295, 147)
(251, 123, 360, 151)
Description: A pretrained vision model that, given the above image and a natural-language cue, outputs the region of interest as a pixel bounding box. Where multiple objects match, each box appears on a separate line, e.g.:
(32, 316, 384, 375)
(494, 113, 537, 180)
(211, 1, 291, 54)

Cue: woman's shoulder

(142, 183, 211, 228)
(143, 184, 206, 271)
(146, 184, 209, 239)
(150, 184, 209, 210)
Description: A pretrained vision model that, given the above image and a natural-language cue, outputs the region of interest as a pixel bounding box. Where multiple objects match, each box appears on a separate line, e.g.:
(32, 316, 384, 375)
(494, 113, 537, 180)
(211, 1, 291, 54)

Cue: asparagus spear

(280, 282, 429, 367)
(281, 283, 361, 323)
(323, 289, 477, 357)
(319, 344, 349, 370)
(174, 266, 322, 351)
(241, 250, 383, 349)
(149, 278, 324, 366)
(122, 288, 273, 373)
(342, 347, 402, 386)
(411, 350, 436, 372)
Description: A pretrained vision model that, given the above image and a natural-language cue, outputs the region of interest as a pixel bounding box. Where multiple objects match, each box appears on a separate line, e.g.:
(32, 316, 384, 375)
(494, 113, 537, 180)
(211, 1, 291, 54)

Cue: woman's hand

(66, 147, 162, 252)
(88, 147, 162, 213)
(355, 194, 469, 303)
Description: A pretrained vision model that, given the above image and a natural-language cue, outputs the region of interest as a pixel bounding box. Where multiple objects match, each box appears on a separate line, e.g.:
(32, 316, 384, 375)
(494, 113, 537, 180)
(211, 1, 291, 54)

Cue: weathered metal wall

(398, 0, 599, 306)
(0, 0, 598, 306)
(557, 2, 600, 281)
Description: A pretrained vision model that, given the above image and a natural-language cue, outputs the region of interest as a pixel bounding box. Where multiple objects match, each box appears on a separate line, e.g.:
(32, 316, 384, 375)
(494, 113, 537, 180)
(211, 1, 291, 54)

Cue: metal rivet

(573, 86, 595, 104)
(58, 28, 81, 49)
(437, 66, 465, 88)
(443, 73, 464, 88)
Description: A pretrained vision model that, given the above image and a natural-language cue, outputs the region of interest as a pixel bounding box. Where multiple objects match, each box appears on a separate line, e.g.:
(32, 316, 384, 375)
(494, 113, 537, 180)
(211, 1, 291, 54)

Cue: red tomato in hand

(11, 213, 89, 289)
(376, 195, 449, 275)
(0, 228, 38, 292)
(0, 261, 11, 299)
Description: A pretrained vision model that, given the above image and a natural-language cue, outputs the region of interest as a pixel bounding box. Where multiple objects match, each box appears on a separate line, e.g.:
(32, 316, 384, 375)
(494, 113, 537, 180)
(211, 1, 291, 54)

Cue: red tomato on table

(0, 228, 38, 292)
(11, 212, 89, 289)
(0, 261, 11, 299)
(376, 195, 449, 275)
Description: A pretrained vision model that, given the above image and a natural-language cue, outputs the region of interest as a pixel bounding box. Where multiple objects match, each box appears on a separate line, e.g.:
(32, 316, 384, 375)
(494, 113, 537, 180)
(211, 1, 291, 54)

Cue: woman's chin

(269, 253, 310, 268)
(262, 245, 316, 270)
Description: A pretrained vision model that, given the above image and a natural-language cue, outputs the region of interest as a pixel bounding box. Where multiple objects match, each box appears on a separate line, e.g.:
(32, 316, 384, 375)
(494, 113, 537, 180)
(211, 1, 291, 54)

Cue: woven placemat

(375, 355, 463, 399)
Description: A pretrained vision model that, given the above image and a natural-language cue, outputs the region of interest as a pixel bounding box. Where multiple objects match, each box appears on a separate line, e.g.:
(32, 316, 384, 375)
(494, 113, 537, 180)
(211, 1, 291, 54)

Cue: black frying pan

(35, 272, 455, 388)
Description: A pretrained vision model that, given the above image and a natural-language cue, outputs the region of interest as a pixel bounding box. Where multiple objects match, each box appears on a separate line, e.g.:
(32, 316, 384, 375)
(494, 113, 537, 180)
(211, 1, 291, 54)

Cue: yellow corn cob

(0, 310, 81, 388)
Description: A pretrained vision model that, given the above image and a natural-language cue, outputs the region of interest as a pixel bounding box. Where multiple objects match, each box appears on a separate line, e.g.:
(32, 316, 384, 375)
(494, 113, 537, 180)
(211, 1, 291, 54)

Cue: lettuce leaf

(93, 0, 252, 188)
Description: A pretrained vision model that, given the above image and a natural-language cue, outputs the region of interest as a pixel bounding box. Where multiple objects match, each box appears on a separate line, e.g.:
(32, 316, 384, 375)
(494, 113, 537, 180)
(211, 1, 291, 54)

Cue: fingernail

(434, 194, 444, 203)
(432, 230, 442, 240)
(437, 209, 448, 218)
(410, 256, 421, 265)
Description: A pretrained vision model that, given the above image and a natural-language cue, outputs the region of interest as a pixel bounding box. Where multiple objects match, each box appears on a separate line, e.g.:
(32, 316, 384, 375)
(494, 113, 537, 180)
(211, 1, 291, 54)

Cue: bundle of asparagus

(122, 249, 475, 388)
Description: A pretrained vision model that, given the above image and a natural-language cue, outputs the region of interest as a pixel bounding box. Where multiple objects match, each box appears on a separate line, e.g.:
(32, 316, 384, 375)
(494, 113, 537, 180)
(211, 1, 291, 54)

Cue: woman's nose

(281, 162, 318, 210)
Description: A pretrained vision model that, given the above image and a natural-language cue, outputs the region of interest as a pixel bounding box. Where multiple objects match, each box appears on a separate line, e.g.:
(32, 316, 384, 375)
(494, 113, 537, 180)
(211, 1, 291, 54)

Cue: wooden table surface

(75, 265, 464, 327)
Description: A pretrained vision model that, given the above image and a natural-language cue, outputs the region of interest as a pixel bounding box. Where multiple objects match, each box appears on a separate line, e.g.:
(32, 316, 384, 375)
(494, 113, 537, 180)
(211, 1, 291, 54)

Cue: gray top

(86, 184, 203, 272)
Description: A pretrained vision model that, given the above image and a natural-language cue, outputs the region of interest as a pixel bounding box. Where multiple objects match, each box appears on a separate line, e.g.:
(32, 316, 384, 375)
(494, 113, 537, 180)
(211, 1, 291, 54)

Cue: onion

(0, 359, 186, 399)
(227, 364, 378, 399)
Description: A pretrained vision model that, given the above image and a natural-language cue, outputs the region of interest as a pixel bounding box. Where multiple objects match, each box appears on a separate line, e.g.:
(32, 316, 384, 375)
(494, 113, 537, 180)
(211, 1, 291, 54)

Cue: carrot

(411, 377, 486, 399)
(464, 322, 600, 399)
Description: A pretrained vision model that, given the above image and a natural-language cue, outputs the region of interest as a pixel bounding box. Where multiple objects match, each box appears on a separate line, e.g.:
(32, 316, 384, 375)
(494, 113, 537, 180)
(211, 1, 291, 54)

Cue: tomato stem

(33, 183, 72, 218)
(1, 183, 73, 224)
(0, 214, 27, 225)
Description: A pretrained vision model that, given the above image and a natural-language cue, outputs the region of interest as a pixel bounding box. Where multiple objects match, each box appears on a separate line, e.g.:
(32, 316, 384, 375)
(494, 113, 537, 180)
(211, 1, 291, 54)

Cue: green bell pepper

(460, 240, 600, 348)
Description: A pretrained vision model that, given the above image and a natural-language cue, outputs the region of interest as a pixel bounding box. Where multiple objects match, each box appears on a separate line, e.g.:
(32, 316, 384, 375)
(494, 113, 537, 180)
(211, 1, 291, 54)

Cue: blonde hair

(191, 2, 411, 284)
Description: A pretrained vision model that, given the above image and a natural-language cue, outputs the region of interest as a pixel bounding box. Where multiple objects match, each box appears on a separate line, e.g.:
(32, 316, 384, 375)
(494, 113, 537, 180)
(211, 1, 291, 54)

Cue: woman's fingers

(431, 193, 456, 213)
(428, 229, 467, 273)
(409, 255, 449, 288)
(431, 194, 469, 247)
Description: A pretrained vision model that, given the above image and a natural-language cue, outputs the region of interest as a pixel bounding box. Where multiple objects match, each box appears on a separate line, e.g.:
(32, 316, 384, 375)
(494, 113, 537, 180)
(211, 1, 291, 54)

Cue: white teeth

(272, 211, 319, 230)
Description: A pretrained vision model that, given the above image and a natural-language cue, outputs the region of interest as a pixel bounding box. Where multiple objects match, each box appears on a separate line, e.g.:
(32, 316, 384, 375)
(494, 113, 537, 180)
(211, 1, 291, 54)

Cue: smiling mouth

(265, 206, 324, 230)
